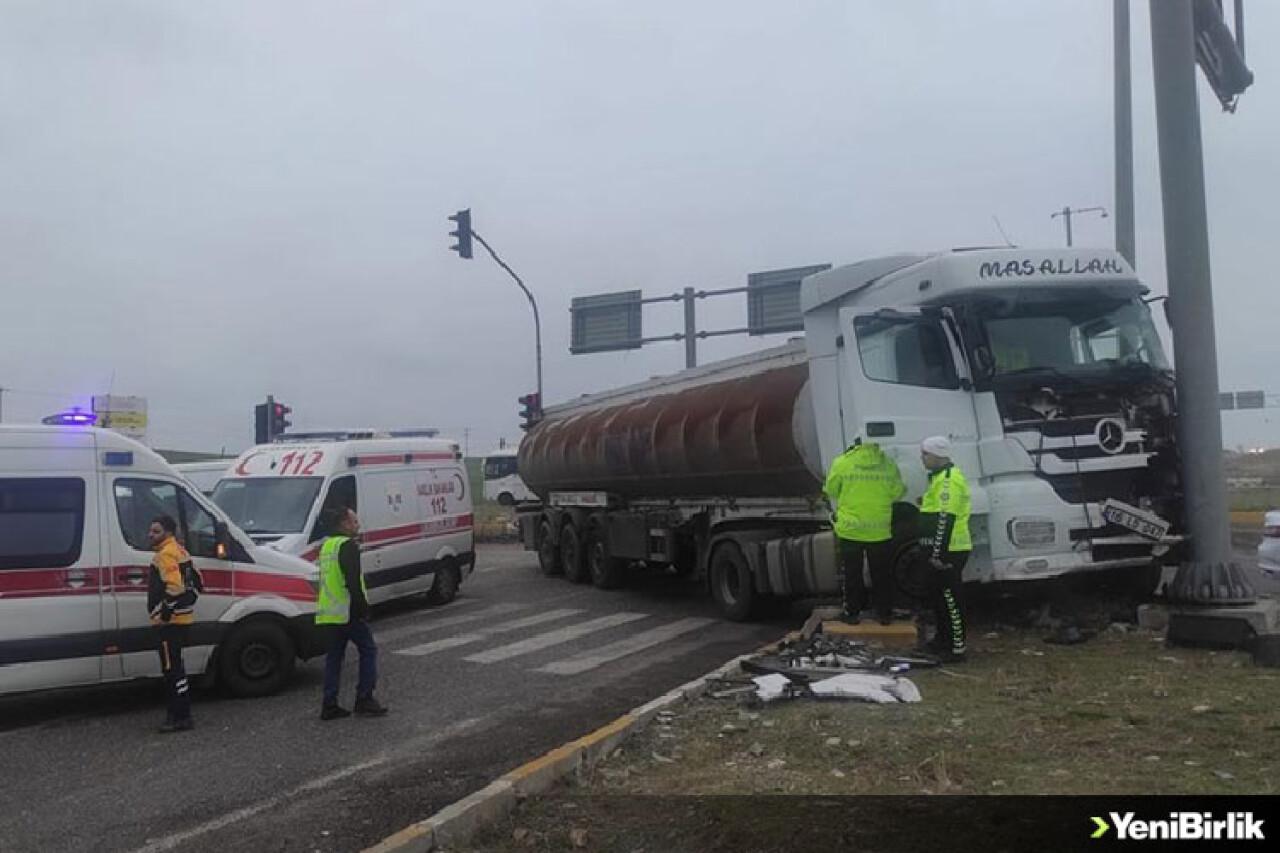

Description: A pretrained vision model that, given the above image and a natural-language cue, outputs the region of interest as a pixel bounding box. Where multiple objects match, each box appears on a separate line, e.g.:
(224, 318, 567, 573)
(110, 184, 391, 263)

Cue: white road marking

(464, 612, 649, 664)
(376, 601, 524, 643)
(536, 617, 718, 676)
(129, 717, 485, 852)
(394, 609, 583, 657)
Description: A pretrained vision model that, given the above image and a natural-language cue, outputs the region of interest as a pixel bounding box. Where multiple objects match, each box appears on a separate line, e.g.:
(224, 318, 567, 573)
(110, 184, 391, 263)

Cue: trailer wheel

(537, 518, 562, 576)
(586, 520, 627, 590)
(560, 521, 589, 583)
(709, 540, 756, 622)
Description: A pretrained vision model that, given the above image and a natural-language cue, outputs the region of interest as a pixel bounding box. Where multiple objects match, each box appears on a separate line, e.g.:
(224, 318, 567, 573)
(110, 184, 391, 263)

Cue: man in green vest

(824, 438, 906, 625)
(316, 506, 388, 720)
(918, 436, 971, 663)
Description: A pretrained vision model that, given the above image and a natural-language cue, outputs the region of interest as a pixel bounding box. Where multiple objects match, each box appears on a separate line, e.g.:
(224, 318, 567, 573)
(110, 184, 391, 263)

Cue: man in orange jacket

(147, 515, 197, 733)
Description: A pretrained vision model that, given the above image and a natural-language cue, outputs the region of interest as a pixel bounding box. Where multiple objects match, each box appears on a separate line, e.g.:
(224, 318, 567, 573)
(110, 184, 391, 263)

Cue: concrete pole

(1115, 0, 1136, 267)
(1063, 207, 1074, 247)
(1149, 0, 1232, 566)
(683, 287, 697, 369)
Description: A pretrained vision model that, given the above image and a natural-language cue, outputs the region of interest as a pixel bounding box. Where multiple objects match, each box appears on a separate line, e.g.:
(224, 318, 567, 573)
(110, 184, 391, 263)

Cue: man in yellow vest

(316, 507, 388, 720)
(918, 436, 972, 663)
(823, 438, 906, 624)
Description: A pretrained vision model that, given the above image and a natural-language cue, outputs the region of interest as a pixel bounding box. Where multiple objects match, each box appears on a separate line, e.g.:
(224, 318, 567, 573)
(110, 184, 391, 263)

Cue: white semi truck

(517, 248, 1184, 620)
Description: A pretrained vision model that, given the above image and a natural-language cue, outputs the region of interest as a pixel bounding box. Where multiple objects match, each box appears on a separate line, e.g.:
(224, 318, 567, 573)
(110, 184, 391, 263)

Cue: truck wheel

(709, 541, 756, 622)
(497, 492, 515, 506)
(427, 560, 461, 605)
(560, 521, 589, 583)
(892, 542, 930, 600)
(586, 522, 627, 590)
(537, 518, 562, 576)
(219, 619, 296, 698)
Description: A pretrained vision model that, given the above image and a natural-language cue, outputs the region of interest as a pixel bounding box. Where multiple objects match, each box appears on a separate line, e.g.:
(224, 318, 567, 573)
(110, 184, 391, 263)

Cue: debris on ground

(737, 633, 925, 703)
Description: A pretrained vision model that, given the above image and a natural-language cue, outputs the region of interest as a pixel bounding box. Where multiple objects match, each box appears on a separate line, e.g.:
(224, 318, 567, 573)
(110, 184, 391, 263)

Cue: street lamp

(1050, 205, 1108, 247)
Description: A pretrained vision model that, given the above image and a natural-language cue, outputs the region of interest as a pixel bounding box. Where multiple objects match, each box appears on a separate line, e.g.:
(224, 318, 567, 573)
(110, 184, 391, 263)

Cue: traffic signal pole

(1148, 0, 1235, 578)
(470, 230, 543, 405)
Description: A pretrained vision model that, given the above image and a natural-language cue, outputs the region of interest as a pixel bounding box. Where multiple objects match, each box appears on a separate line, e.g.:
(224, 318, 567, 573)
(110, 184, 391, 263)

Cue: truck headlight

(1008, 518, 1056, 547)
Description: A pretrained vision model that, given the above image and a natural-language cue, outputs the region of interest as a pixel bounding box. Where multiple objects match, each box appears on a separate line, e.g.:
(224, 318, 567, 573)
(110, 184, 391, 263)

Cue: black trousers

(156, 623, 192, 722)
(928, 552, 968, 654)
(838, 538, 894, 619)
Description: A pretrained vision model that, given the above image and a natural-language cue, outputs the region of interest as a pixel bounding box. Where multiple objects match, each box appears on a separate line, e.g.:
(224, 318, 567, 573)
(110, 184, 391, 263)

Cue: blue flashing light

(42, 409, 99, 426)
(103, 451, 134, 467)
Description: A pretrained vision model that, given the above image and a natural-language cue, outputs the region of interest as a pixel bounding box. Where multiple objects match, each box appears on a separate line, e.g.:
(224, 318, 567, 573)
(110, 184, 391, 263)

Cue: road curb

(362, 648, 766, 852)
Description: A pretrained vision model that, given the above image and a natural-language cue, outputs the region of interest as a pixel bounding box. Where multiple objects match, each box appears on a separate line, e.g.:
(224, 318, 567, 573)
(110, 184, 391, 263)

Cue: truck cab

(802, 248, 1181, 589)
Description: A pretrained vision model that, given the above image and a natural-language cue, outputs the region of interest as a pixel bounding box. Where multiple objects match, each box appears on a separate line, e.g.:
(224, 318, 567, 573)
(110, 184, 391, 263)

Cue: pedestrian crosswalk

(386, 604, 721, 677)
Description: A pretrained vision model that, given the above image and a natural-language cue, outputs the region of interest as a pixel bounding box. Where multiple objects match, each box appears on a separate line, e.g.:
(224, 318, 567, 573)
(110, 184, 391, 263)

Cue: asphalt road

(0, 545, 791, 853)
(1, 545, 1275, 853)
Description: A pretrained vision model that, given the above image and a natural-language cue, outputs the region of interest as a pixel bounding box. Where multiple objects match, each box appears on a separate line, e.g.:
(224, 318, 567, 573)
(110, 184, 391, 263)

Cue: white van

(0, 426, 324, 700)
(173, 460, 233, 496)
(482, 447, 537, 506)
(212, 436, 474, 606)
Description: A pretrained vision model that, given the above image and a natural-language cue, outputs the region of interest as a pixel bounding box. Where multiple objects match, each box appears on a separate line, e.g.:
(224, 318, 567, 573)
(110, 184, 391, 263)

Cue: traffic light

(448, 208, 473, 259)
(518, 392, 541, 431)
(254, 403, 269, 444)
(271, 401, 292, 438)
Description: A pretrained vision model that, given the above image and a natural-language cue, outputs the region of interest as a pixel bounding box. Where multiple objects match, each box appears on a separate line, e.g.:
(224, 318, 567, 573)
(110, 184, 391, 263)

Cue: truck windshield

(970, 287, 1169, 380)
(211, 477, 323, 535)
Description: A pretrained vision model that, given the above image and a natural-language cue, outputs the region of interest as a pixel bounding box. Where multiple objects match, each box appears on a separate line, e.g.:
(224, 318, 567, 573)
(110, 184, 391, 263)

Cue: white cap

(921, 435, 952, 457)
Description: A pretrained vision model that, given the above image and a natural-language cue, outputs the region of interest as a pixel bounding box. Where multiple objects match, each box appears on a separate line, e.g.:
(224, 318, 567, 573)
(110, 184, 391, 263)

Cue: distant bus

(482, 448, 536, 505)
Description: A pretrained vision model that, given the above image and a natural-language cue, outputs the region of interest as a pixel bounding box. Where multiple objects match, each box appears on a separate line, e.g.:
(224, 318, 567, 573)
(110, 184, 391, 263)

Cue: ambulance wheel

(220, 620, 296, 698)
(537, 519, 561, 576)
(586, 520, 626, 590)
(709, 540, 756, 622)
(560, 521, 589, 584)
(428, 560, 461, 605)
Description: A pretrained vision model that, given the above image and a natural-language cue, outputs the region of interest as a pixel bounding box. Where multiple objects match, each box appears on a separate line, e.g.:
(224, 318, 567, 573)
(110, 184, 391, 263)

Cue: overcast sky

(1, 0, 1277, 454)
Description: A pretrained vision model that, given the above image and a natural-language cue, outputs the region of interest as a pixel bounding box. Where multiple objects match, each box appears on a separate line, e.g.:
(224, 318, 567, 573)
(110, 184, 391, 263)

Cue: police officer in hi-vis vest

(823, 438, 906, 624)
(315, 507, 388, 720)
(918, 436, 972, 663)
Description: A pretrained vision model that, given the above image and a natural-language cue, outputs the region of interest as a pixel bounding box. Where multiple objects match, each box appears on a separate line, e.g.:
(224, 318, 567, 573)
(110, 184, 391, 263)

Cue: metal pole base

(1165, 559, 1257, 606)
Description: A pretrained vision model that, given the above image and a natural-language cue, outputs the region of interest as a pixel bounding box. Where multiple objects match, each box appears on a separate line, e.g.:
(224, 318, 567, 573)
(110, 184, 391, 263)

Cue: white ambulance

(0, 426, 324, 700)
(211, 436, 474, 607)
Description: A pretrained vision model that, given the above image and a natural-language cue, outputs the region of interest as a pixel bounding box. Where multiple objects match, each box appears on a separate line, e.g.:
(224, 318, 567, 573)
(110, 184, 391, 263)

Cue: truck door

(837, 307, 979, 496)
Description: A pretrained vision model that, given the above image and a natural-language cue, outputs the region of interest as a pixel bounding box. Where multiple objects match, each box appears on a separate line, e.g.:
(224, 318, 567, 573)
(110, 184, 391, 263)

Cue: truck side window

(310, 475, 357, 542)
(0, 478, 86, 570)
(178, 489, 219, 559)
(855, 316, 960, 390)
(113, 479, 180, 552)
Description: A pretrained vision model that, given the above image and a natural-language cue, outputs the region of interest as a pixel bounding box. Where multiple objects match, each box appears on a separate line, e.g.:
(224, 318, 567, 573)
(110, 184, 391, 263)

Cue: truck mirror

(973, 346, 996, 379)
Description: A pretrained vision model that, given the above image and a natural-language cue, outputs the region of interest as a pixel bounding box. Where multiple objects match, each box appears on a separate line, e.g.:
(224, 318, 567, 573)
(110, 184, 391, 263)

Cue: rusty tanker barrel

(518, 346, 824, 500)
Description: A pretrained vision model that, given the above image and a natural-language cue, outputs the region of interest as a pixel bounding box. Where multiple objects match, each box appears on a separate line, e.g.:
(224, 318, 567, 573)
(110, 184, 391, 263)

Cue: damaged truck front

(518, 248, 1186, 620)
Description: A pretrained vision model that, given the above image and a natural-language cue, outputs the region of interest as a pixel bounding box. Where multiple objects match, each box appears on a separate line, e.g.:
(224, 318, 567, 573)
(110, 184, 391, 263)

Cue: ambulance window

(310, 475, 357, 542)
(178, 490, 219, 559)
(0, 478, 86, 570)
(113, 479, 180, 552)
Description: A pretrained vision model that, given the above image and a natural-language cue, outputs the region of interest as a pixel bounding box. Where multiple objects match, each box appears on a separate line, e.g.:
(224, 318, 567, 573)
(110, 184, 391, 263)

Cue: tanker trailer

(517, 339, 851, 620)
(519, 248, 1185, 621)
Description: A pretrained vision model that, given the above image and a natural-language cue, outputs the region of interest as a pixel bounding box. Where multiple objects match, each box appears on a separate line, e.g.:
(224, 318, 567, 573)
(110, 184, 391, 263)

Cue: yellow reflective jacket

(919, 465, 973, 554)
(823, 444, 906, 543)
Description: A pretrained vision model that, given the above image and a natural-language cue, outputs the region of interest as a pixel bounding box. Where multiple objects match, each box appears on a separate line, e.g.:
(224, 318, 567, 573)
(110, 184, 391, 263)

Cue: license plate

(1100, 499, 1170, 541)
